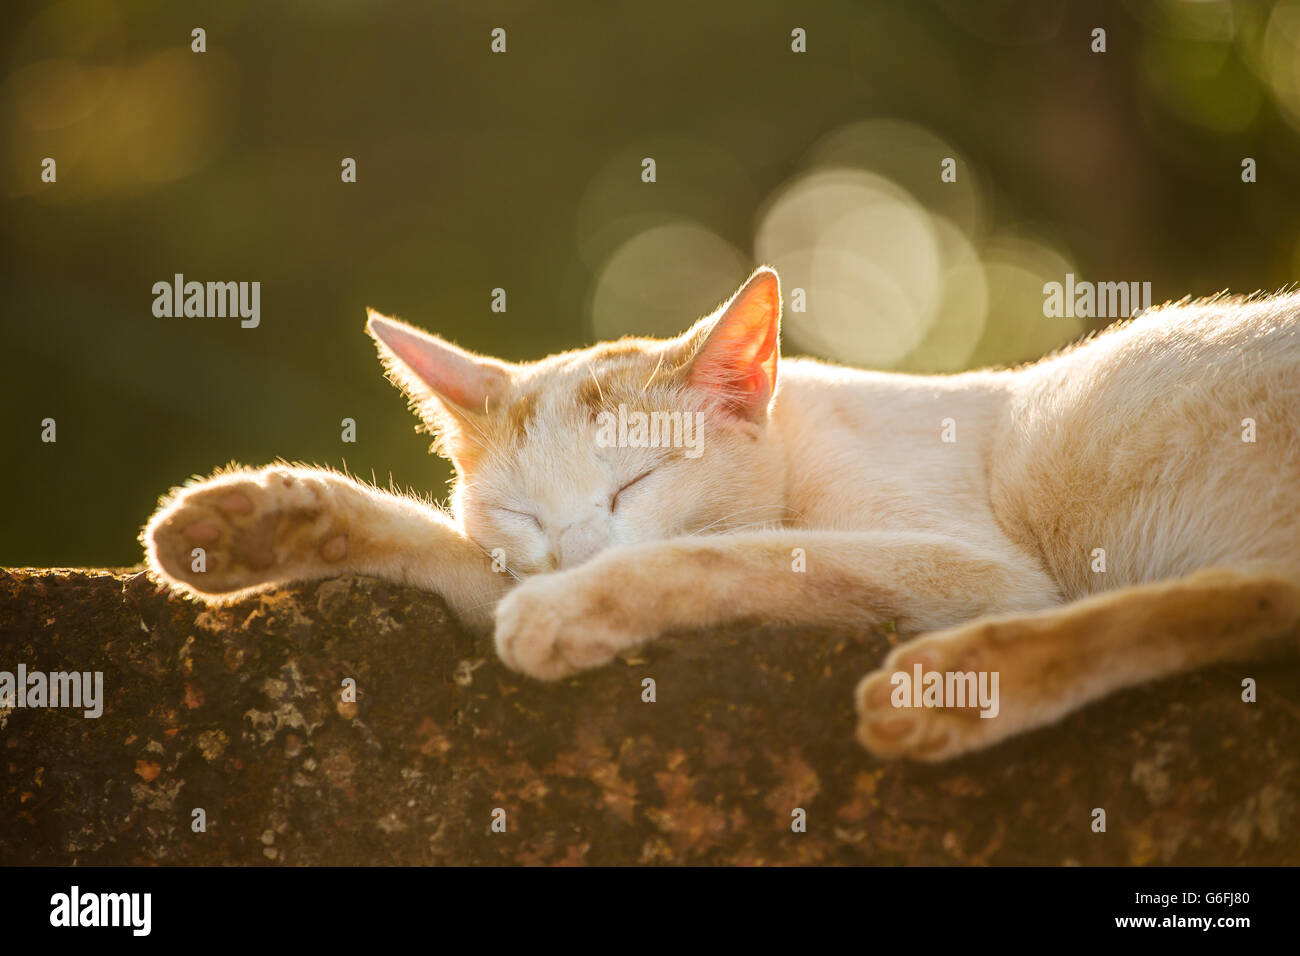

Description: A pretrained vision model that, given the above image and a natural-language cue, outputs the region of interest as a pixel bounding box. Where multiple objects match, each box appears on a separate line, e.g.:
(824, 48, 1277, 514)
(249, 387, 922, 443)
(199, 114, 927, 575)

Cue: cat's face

(367, 268, 786, 577)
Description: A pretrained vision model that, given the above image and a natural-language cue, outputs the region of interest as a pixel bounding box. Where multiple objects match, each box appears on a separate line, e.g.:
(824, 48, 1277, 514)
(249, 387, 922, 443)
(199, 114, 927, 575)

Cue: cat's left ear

(685, 266, 781, 422)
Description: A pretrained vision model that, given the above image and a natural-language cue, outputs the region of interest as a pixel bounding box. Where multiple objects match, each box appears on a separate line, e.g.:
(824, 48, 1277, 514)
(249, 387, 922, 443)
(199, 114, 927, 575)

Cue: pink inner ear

(368, 313, 508, 411)
(688, 269, 781, 417)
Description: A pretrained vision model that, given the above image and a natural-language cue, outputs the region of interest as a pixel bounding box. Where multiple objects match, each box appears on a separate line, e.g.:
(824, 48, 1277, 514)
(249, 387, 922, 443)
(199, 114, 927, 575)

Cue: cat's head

(366, 267, 787, 577)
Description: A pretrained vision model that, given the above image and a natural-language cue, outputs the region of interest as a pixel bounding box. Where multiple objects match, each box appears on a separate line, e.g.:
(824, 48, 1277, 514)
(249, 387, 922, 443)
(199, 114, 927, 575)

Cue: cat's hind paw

(854, 625, 1010, 762)
(143, 466, 349, 601)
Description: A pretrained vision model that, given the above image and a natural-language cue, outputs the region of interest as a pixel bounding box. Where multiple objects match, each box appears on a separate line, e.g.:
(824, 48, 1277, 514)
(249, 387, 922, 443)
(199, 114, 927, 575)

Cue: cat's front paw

(144, 466, 349, 600)
(492, 572, 642, 680)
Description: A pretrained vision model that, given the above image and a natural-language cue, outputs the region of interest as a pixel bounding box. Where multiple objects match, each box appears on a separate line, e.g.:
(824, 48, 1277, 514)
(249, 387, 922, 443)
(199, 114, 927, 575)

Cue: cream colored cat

(143, 268, 1300, 761)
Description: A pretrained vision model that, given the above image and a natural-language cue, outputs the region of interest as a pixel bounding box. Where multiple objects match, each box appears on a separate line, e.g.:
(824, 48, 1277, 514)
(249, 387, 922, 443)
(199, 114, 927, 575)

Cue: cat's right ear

(683, 267, 781, 422)
(366, 311, 514, 457)
(366, 311, 512, 413)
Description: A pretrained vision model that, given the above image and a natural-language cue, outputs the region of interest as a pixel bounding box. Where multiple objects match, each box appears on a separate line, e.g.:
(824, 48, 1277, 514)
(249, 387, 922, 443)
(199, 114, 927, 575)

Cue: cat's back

(1048, 289, 1299, 386)
(991, 291, 1300, 598)
(1018, 290, 1299, 444)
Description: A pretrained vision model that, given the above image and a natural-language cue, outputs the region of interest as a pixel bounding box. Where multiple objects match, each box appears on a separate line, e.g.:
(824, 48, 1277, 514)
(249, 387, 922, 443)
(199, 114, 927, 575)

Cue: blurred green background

(3, 0, 1300, 566)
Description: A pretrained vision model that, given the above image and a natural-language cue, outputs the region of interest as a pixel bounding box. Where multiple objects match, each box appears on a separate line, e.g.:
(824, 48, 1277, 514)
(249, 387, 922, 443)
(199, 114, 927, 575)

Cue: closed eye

(498, 507, 542, 530)
(611, 469, 654, 511)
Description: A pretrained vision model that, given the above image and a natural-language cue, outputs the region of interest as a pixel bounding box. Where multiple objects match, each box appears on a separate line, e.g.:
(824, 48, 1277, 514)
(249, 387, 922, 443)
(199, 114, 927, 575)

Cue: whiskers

(471, 540, 523, 582)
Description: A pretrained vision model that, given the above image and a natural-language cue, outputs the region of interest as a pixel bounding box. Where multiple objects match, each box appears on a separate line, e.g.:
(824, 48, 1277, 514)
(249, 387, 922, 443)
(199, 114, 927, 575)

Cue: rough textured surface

(1, 567, 1296, 865)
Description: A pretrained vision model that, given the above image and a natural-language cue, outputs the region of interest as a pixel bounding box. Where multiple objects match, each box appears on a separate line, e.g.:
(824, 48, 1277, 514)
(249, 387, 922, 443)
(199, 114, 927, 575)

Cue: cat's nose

(554, 516, 608, 569)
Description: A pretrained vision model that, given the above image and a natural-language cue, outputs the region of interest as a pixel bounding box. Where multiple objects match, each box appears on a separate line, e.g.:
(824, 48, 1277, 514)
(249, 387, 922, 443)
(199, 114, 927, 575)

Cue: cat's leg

(143, 464, 509, 629)
(492, 530, 1059, 679)
(855, 564, 1300, 761)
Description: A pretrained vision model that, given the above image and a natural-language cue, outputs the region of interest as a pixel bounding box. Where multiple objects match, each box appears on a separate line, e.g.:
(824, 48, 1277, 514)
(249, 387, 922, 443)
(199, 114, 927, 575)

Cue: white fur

(144, 273, 1300, 760)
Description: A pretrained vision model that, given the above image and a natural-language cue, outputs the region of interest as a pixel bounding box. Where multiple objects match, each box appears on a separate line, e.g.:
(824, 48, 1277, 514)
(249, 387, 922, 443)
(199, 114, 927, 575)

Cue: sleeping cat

(142, 267, 1300, 761)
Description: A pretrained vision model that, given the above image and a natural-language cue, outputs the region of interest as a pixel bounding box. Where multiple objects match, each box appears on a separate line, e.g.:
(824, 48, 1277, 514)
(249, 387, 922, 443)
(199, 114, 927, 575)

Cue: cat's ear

(367, 311, 512, 413)
(684, 267, 781, 422)
(366, 311, 514, 464)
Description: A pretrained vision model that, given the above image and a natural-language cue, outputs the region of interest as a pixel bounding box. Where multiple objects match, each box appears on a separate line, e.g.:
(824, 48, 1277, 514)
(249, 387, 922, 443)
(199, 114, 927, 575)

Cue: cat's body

(144, 269, 1300, 760)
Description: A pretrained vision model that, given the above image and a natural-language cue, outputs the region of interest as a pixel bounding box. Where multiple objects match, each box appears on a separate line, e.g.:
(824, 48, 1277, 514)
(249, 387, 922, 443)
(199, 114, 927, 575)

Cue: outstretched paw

(493, 572, 643, 680)
(144, 467, 349, 599)
(855, 622, 1016, 762)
